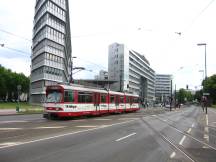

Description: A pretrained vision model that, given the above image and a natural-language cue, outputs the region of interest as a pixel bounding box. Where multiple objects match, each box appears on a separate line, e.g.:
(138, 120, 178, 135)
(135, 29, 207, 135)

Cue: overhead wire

(183, 0, 215, 33)
(0, 44, 31, 57)
(0, 28, 32, 42)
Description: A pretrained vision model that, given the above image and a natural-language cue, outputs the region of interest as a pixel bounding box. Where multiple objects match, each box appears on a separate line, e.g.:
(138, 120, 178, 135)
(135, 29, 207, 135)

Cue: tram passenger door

(115, 96, 119, 111)
(94, 93, 100, 112)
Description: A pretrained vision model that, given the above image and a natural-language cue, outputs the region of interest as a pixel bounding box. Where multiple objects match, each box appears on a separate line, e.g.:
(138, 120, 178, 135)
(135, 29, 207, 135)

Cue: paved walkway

(0, 109, 17, 116)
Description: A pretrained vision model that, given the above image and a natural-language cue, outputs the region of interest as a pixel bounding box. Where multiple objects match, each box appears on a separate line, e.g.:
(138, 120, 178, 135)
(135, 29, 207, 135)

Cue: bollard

(16, 105, 19, 112)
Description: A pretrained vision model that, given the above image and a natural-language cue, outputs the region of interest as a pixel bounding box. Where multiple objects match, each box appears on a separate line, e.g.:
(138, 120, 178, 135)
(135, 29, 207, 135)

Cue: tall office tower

(108, 43, 155, 104)
(30, 0, 72, 103)
(155, 74, 172, 103)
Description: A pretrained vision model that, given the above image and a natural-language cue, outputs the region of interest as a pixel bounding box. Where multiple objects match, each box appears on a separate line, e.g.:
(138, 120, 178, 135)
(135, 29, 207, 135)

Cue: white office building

(30, 0, 72, 103)
(155, 74, 172, 102)
(108, 43, 155, 103)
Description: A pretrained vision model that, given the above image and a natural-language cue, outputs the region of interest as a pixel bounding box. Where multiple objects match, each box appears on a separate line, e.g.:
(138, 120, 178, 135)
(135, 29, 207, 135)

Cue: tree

(0, 65, 30, 101)
(176, 88, 193, 104)
(194, 89, 203, 102)
(203, 75, 216, 104)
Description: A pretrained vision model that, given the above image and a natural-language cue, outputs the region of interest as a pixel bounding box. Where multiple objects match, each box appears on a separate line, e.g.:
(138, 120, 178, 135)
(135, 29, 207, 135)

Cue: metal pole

(70, 57, 73, 83)
(170, 80, 172, 111)
(119, 71, 122, 92)
(175, 84, 176, 108)
(204, 44, 207, 79)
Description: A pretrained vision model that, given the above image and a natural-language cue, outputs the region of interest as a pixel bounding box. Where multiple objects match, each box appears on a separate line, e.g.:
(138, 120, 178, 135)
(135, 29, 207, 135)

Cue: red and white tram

(43, 84, 140, 119)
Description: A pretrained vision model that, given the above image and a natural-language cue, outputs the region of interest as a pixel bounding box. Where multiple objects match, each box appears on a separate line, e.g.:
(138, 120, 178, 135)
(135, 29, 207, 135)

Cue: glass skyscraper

(30, 0, 72, 103)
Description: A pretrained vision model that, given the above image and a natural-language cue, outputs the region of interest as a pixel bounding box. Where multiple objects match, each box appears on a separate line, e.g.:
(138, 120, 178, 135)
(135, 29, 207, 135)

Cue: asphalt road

(0, 106, 216, 162)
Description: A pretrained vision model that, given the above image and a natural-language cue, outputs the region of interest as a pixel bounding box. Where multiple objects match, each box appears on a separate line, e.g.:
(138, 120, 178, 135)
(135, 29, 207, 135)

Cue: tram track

(139, 106, 216, 162)
(158, 113, 216, 137)
(151, 115, 216, 152)
(157, 108, 216, 138)
(140, 118, 196, 162)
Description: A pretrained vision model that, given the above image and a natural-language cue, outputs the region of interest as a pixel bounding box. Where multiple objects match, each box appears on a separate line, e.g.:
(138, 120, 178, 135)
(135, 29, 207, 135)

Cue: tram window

(110, 95, 115, 103)
(134, 98, 139, 103)
(126, 96, 130, 103)
(120, 96, 124, 103)
(130, 97, 133, 104)
(64, 90, 74, 102)
(115, 96, 119, 105)
(101, 95, 106, 103)
(78, 92, 93, 103)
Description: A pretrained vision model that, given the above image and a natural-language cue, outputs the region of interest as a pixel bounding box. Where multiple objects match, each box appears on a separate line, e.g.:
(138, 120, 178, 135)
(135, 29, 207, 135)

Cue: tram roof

(48, 84, 139, 97)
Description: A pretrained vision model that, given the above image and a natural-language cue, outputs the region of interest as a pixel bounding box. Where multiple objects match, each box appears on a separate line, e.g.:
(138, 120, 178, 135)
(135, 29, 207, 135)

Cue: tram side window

(134, 97, 139, 103)
(110, 95, 115, 103)
(126, 96, 130, 103)
(78, 92, 93, 103)
(64, 90, 74, 102)
(120, 96, 124, 103)
(130, 97, 133, 104)
(101, 95, 106, 103)
(115, 96, 119, 105)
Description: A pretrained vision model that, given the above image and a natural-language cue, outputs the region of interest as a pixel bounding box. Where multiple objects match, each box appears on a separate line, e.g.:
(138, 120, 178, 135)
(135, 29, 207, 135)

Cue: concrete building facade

(30, 0, 72, 103)
(155, 74, 172, 103)
(108, 43, 155, 103)
(95, 70, 108, 80)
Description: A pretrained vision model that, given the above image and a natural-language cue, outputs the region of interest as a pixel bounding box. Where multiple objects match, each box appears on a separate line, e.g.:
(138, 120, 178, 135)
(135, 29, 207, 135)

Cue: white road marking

(153, 115, 216, 150)
(204, 114, 209, 143)
(76, 125, 98, 128)
(115, 132, 136, 142)
(0, 120, 28, 124)
(187, 128, 192, 133)
(206, 114, 209, 126)
(170, 152, 176, 158)
(191, 123, 195, 128)
(0, 119, 137, 149)
(160, 133, 195, 162)
(151, 115, 157, 117)
(0, 128, 22, 130)
(179, 135, 186, 145)
(34, 126, 66, 129)
(0, 142, 22, 147)
(118, 118, 138, 120)
(93, 118, 111, 121)
(72, 119, 86, 122)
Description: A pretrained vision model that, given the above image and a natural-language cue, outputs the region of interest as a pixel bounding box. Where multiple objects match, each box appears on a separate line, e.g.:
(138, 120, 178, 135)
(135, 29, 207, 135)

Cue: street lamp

(199, 70, 204, 81)
(72, 67, 85, 74)
(173, 66, 185, 109)
(70, 56, 77, 83)
(197, 43, 207, 79)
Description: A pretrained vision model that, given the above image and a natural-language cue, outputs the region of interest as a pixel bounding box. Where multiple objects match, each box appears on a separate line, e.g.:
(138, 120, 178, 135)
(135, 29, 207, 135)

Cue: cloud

(0, 0, 216, 90)
(0, 55, 30, 76)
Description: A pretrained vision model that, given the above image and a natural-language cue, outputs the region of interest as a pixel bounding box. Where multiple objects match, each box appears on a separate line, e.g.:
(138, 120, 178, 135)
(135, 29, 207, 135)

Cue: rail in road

(0, 106, 216, 162)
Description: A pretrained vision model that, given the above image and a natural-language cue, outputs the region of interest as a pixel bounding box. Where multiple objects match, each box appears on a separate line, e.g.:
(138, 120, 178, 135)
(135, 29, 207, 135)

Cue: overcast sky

(0, 0, 215, 90)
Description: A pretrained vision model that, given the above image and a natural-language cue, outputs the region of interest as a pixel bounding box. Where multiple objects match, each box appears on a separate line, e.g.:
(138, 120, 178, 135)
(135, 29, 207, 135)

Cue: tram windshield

(46, 90, 62, 103)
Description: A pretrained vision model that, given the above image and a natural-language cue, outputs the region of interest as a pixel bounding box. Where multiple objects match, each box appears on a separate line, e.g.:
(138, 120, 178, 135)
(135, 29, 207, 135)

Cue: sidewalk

(0, 109, 17, 116)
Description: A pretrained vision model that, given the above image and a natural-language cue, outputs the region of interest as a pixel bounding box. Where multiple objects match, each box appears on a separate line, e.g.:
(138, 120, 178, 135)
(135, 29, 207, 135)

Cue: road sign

(203, 93, 210, 96)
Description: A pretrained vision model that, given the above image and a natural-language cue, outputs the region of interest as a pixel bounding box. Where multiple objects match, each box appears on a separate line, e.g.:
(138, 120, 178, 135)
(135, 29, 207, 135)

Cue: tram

(43, 84, 140, 119)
